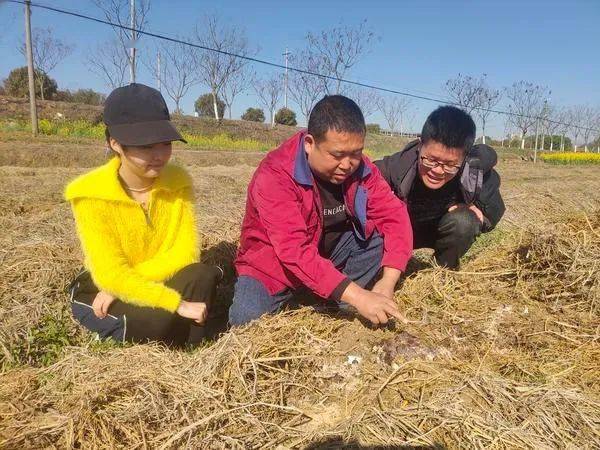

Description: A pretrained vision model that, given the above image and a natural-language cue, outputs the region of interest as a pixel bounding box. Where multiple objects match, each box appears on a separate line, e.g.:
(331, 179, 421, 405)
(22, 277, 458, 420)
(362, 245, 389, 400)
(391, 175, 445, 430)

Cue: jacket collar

(292, 131, 372, 187)
(65, 157, 191, 203)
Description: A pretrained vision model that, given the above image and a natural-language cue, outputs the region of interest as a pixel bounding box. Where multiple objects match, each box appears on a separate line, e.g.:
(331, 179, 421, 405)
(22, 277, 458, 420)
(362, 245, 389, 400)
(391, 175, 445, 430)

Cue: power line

(6, 0, 599, 134)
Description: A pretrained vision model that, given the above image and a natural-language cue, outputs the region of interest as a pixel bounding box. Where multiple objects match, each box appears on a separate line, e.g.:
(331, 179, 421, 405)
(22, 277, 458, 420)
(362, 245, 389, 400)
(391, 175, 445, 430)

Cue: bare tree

(18, 27, 73, 100)
(306, 20, 377, 94)
(557, 107, 574, 151)
(444, 73, 487, 114)
(474, 82, 501, 144)
(254, 74, 283, 127)
(92, 0, 151, 84)
(543, 104, 562, 151)
(221, 65, 253, 120)
(152, 38, 201, 114)
(594, 109, 600, 153)
(345, 86, 380, 119)
(569, 105, 587, 151)
(87, 38, 129, 90)
(377, 96, 412, 135)
(195, 15, 252, 120)
(580, 105, 598, 151)
(504, 81, 550, 149)
(288, 50, 325, 122)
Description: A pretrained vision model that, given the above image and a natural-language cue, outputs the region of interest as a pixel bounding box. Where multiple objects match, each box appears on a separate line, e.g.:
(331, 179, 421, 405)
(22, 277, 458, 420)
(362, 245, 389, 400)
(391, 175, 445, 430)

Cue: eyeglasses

(419, 156, 462, 174)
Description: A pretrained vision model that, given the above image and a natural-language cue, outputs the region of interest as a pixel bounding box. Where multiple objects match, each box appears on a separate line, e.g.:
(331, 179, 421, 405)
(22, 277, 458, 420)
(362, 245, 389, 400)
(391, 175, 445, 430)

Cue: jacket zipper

(140, 192, 153, 227)
(313, 185, 324, 242)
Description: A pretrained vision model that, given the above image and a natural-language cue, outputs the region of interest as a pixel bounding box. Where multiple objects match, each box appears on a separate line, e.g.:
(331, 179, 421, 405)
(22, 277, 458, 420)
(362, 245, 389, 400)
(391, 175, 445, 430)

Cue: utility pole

(540, 100, 547, 153)
(533, 117, 539, 163)
(24, 0, 38, 136)
(283, 48, 290, 109)
(130, 0, 136, 83)
(157, 52, 161, 91)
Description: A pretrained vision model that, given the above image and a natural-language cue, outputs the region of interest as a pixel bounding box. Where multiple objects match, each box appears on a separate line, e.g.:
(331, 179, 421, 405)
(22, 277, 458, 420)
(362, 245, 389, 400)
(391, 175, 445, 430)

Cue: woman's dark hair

(308, 95, 366, 143)
(105, 127, 127, 155)
(105, 127, 125, 157)
(421, 106, 476, 152)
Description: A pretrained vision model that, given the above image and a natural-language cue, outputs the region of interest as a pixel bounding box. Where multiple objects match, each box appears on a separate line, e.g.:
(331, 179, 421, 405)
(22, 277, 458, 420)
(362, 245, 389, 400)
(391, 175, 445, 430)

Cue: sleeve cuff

(328, 277, 352, 302)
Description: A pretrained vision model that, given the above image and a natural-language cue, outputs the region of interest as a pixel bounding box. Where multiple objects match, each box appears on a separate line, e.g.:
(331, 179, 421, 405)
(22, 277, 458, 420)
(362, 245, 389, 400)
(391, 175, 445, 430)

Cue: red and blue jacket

(235, 131, 413, 299)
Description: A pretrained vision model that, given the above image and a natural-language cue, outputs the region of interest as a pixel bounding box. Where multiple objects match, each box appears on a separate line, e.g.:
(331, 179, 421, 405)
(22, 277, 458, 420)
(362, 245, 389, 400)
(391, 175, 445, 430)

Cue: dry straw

(1, 208, 599, 448)
(1, 152, 599, 448)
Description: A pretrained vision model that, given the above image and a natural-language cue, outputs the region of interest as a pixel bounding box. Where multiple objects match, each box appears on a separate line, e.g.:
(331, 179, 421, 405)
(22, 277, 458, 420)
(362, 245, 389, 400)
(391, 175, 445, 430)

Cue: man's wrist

(380, 267, 401, 285)
(340, 281, 364, 308)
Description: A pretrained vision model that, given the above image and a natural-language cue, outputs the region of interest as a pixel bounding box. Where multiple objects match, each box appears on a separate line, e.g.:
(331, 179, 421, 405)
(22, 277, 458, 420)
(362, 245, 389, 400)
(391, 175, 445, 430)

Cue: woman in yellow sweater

(65, 83, 221, 346)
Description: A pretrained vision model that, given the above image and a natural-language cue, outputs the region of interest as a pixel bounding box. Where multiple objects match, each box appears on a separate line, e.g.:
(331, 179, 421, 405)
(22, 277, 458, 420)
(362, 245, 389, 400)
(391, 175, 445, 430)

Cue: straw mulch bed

(1, 208, 598, 448)
(1, 153, 599, 448)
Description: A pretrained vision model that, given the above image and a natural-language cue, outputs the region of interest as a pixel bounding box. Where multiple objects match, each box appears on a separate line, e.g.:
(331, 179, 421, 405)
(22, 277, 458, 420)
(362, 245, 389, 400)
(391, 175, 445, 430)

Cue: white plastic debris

(346, 355, 362, 365)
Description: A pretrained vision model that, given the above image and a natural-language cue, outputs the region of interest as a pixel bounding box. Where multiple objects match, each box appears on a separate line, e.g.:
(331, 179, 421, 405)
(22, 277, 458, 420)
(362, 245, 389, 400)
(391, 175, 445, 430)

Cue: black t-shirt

(314, 177, 352, 257)
(407, 174, 462, 227)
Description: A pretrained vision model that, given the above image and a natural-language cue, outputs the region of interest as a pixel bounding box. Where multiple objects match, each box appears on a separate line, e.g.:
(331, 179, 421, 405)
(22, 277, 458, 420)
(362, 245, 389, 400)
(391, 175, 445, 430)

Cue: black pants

(69, 263, 220, 346)
(412, 207, 482, 270)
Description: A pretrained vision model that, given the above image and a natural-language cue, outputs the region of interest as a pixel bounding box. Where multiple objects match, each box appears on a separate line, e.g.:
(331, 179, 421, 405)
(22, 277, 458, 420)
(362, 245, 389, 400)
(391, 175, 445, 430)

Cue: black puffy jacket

(374, 140, 505, 231)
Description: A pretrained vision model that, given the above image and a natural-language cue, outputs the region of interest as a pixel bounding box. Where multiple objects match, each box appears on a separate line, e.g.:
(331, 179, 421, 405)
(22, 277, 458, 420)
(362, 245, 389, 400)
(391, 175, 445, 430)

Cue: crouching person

(65, 83, 221, 346)
(229, 95, 413, 327)
(374, 106, 505, 270)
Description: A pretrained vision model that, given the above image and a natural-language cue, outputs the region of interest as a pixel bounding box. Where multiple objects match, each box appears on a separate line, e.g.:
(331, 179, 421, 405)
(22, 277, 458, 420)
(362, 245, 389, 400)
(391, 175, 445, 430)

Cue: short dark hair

(308, 95, 366, 143)
(421, 106, 476, 152)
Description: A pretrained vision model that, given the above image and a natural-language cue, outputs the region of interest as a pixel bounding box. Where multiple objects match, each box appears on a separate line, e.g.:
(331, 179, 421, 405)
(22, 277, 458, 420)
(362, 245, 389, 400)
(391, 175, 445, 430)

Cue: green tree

(366, 123, 381, 134)
(195, 93, 225, 118)
(71, 89, 106, 106)
(274, 107, 297, 126)
(53, 90, 73, 102)
(241, 107, 265, 122)
(3, 66, 58, 99)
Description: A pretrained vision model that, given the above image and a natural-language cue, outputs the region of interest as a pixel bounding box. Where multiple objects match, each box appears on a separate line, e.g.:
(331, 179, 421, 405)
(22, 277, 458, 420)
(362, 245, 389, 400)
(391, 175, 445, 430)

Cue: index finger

(384, 303, 407, 323)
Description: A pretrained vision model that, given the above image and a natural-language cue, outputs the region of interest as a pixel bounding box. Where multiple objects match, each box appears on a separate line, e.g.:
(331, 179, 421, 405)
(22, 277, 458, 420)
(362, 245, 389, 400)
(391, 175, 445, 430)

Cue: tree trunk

(550, 138, 554, 151)
(520, 132, 525, 150)
(270, 108, 275, 127)
(39, 78, 45, 101)
(175, 98, 181, 115)
(481, 119, 486, 144)
(212, 91, 219, 120)
(560, 134, 565, 151)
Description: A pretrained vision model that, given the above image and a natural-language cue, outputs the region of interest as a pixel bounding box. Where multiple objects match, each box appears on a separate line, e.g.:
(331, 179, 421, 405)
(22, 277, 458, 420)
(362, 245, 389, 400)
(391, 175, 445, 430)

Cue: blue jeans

(229, 230, 383, 326)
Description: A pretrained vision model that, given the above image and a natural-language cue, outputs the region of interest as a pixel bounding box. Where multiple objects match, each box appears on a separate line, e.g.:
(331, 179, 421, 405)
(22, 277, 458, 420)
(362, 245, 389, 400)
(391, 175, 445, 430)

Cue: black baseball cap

(103, 83, 186, 146)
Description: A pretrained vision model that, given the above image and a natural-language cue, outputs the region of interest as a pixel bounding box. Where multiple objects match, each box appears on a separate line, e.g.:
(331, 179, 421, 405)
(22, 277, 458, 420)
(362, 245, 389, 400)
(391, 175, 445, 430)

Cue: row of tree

(193, 94, 297, 126)
(443, 74, 600, 151)
(1, 66, 105, 106)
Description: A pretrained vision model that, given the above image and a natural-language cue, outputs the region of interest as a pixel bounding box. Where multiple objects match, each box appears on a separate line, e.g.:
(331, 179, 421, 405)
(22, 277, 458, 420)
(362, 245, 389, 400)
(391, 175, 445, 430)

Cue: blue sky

(1, 0, 599, 137)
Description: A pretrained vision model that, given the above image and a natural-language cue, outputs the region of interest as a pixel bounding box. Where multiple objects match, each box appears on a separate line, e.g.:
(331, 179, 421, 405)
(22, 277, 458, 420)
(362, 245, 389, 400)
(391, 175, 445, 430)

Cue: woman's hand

(176, 300, 208, 324)
(92, 291, 116, 318)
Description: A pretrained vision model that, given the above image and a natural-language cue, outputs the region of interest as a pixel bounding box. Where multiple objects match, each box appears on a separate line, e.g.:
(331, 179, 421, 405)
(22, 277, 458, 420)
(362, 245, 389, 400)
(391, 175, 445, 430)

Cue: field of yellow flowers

(541, 152, 600, 164)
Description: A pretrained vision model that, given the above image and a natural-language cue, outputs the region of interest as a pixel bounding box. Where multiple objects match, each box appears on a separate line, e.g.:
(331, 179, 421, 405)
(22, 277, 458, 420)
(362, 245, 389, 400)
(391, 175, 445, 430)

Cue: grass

(540, 152, 600, 165)
(1, 119, 271, 152)
(182, 132, 271, 151)
(0, 117, 410, 157)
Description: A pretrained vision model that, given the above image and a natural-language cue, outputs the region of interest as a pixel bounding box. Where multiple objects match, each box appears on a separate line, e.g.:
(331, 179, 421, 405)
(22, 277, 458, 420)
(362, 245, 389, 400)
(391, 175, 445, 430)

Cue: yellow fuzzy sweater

(65, 157, 199, 312)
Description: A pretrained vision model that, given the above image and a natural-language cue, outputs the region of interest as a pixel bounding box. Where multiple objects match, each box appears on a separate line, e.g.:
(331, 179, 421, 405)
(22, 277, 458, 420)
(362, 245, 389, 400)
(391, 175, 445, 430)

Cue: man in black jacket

(374, 106, 505, 269)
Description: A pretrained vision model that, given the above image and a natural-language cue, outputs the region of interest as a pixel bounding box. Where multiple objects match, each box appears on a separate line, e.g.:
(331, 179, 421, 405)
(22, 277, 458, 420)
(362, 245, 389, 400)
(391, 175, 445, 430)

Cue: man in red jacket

(230, 95, 413, 326)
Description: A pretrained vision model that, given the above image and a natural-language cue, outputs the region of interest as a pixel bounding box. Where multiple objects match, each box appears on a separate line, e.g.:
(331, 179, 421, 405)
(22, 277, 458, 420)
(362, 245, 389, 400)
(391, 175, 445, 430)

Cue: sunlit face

(418, 140, 465, 189)
(304, 130, 365, 184)
(109, 138, 173, 179)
